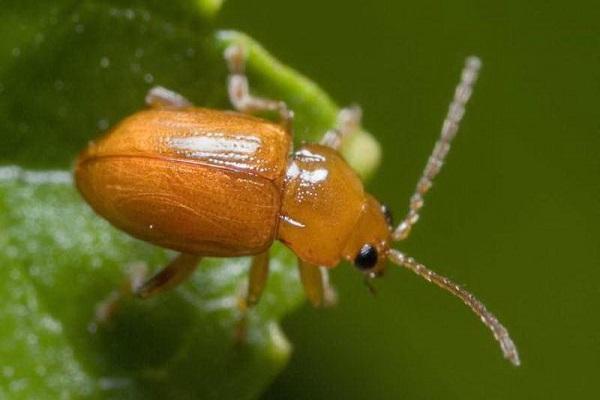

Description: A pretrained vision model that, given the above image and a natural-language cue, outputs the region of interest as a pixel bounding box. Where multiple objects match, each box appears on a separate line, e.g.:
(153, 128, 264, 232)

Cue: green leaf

(0, 166, 298, 399)
(0, 1, 380, 399)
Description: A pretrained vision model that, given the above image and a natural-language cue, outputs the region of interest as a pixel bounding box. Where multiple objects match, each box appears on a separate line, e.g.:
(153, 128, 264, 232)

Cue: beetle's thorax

(277, 144, 382, 267)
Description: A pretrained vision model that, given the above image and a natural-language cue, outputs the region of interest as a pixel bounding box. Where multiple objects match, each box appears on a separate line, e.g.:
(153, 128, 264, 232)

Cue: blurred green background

(1, 0, 597, 398)
(219, 1, 599, 399)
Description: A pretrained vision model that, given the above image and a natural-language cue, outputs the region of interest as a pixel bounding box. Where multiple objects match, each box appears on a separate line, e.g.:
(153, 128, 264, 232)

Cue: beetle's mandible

(75, 45, 520, 366)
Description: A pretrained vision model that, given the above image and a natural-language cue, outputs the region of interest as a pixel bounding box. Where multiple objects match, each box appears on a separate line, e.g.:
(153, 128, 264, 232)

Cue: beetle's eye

(381, 203, 394, 229)
(354, 244, 378, 271)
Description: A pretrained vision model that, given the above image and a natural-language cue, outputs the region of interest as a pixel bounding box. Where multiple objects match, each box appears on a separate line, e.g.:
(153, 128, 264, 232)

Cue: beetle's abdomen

(75, 108, 291, 256)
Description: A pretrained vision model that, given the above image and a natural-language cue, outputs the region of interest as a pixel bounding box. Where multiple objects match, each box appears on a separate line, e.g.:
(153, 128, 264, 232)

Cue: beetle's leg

(135, 253, 201, 298)
(245, 250, 270, 307)
(320, 105, 362, 150)
(235, 250, 270, 342)
(224, 44, 294, 133)
(393, 57, 482, 241)
(298, 259, 338, 308)
(321, 267, 338, 306)
(145, 86, 193, 109)
(90, 253, 200, 331)
(90, 262, 148, 331)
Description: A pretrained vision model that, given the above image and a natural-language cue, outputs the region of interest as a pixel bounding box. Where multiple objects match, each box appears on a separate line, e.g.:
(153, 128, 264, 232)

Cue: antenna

(393, 57, 482, 241)
(387, 249, 520, 366)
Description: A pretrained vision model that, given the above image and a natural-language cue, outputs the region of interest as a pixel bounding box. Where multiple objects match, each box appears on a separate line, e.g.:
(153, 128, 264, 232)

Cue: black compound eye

(381, 203, 394, 229)
(354, 244, 378, 271)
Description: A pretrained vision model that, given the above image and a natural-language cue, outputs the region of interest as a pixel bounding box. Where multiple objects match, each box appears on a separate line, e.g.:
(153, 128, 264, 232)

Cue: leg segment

(298, 259, 337, 308)
(91, 262, 148, 330)
(235, 251, 270, 343)
(136, 253, 201, 299)
(245, 250, 270, 306)
(321, 267, 338, 306)
(90, 253, 200, 330)
(320, 105, 362, 150)
(393, 57, 482, 241)
(145, 86, 193, 109)
(224, 44, 294, 132)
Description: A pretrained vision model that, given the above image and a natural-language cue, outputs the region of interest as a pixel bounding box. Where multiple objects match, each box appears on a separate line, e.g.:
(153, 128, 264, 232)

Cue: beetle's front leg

(298, 259, 338, 308)
(224, 44, 294, 133)
(145, 86, 193, 109)
(235, 251, 270, 343)
(320, 105, 362, 150)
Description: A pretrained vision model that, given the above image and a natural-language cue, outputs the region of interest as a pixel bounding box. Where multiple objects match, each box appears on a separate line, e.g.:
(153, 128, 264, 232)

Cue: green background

(219, 1, 598, 399)
(0, 0, 597, 398)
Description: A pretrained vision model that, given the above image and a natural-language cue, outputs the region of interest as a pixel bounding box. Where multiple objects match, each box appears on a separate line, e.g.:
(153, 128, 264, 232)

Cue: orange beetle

(75, 45, 519, 365)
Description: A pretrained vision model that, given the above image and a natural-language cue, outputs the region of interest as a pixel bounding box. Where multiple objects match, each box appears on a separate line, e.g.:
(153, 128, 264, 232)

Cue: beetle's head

(342, 195, 393, 278)
(338, 193, 521, 366)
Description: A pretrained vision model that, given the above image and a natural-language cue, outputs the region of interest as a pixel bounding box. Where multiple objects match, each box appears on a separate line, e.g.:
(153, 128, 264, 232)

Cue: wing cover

(76, 156, 279, 255)
(75, 108, 290, 255)
(84, 108, 291, 183)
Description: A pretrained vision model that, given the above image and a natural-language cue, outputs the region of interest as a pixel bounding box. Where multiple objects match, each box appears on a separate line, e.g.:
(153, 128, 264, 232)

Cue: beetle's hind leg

(90, 253, 201, 331)
(298, 259, 338, 308)
(224, 44, 294, 132)
(145, 86, 193, 109)
(90, 262, 148, 331)
(135, 253, 201, 298)
(320, 105, 362, 151)
(235, 251, 271, 343)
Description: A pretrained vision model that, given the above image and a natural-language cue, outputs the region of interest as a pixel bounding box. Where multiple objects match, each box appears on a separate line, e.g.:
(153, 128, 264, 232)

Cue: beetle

(75, 44, 519, 366)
